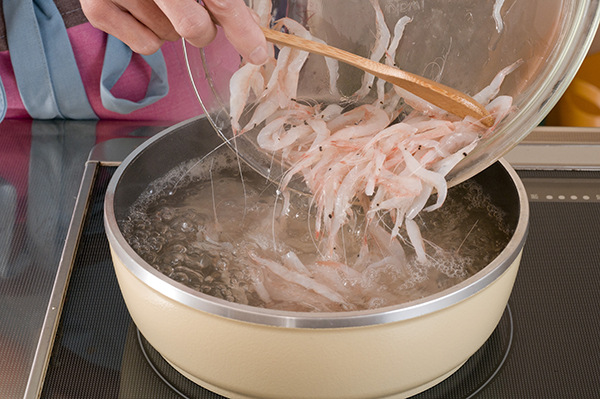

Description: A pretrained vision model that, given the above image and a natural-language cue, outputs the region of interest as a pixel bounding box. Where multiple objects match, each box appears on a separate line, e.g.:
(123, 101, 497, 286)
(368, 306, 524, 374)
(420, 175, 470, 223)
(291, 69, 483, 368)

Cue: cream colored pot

(104, 117, 529, 399)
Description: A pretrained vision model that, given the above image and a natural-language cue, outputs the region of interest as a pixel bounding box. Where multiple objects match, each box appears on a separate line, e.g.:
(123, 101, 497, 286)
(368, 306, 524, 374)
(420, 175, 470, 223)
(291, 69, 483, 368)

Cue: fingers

(153, 0, 219, 49)
(81, 0, 178, 55)
(154, 0, 268, 65)
(123, 0, 180, 42)
(82, 0, 269, 64)
(204, 0, 268, 64)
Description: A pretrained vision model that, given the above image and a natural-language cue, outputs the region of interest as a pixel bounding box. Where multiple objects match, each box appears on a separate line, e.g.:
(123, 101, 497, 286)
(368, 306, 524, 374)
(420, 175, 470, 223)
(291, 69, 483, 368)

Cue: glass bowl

(184, 0, 600, 190)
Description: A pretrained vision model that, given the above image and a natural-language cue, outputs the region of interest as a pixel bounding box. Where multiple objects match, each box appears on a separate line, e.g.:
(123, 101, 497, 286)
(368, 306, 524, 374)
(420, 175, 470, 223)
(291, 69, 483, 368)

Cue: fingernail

(248, 46, 268, 65)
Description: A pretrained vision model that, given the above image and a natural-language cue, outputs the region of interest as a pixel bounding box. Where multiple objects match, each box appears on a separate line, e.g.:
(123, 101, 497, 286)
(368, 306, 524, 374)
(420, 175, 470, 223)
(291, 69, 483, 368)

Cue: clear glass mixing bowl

(184, 0, 600, 190)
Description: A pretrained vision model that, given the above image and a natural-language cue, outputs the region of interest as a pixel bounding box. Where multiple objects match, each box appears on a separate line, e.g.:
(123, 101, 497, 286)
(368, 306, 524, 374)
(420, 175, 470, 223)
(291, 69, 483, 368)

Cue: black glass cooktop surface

(38, 165, 600, 399)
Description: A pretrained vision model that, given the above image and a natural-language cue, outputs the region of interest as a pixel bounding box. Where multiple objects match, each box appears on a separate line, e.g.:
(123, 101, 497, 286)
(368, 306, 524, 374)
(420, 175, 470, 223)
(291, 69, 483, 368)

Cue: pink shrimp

(275, 17, 341, 97)
(386, 16, 412, 67)
(229, 63, 265, 134)
(364, 149, 387, 196)
(355, 0, 391, 99)
(278, 48, 310, 107)
(257, 117, 313, 151)
(492, 0, 507, 34)
(486, 95, 515, 126)
(253, 0, 272, 28)
(367, 223, 407, 266)
(240, 46, 296, 133)
(401, 148, 447, 211)
(249, 252, 350, 305)
(375, 15, 412, 104)
(282, 252, 312, 275)
(327, 105, 390, 141)
(246, 266, 271, 303)
(307, 119, 330, 150)
(473, 60, 523, 105)
(405, 218, 427, 263)
(394, 86, 449, 118)
(327, 165, 372, 251)
(405, 184, 433, 220)
(241, 86, 282, 134)
(433, 140, 479, 177)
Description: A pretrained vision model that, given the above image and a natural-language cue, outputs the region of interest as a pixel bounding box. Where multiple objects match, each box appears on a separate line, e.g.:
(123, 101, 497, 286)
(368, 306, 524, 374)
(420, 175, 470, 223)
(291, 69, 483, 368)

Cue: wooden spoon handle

(261, 26, 494, 127)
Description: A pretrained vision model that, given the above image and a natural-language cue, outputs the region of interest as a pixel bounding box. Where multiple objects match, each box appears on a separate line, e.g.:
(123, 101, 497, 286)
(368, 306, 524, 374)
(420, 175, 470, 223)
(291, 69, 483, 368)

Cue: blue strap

(3, 0, 97, 120)
(0, 74, 6, 123)
(100, 35, 169, 114)
(2, 0, 170, 120)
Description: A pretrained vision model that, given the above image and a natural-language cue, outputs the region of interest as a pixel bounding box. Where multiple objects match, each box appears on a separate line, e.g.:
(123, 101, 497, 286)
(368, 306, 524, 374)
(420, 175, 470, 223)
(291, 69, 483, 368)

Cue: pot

(104, 116, 528, 399)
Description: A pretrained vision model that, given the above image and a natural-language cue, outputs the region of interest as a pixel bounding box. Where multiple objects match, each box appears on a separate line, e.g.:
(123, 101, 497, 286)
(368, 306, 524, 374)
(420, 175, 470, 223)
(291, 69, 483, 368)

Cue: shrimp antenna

(307, 193, 325, 258)
(172, 137, 231, 190)
(231, 135, 249, 221)
(209, 157, 221, 231)
(456, 219, 479, 255)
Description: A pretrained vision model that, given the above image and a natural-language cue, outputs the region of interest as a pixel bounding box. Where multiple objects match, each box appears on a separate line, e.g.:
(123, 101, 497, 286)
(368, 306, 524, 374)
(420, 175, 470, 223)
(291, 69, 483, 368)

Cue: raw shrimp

(274, 18, 341, 97)
(492, 0, 506, 34)
(376, 16, 412, 104)
(386, 16, 413, 67)
(401, 148, 447, 212)
(252, 0, 272, 28)
(239, 47, 300, 133)
(224, 1, 521, 302)
(249, 252, 351, 306)
(230, 63, 265, 134)
(355, 0, 391, 99)
(229, 0, 273, 134)
(393, 86, 449, 119)
(473, 60, 523, 105)
(256, 116, 313, 151)
(405, 218, 427, 263)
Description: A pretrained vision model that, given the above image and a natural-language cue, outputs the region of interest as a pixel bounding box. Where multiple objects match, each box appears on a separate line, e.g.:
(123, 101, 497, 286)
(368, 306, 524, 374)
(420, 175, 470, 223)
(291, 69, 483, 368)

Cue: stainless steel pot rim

(104, 117, 529, 329)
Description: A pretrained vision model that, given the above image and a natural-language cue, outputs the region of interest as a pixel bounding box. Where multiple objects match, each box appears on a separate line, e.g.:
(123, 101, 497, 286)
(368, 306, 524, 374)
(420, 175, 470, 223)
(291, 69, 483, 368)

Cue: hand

(80, 0, 269, 64)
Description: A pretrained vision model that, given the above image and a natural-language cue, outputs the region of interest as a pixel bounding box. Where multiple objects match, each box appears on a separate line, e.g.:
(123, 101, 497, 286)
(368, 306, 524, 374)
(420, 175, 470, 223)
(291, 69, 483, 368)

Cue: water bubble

(156, 206, 175, 221)
(161, 252, 187, 266)
(170, 243, 187, 253)
(171, 271, 191, 283)
(170, 217, 196, 233)
(147, 237, 163, 252)
(159, 265, 174, 276)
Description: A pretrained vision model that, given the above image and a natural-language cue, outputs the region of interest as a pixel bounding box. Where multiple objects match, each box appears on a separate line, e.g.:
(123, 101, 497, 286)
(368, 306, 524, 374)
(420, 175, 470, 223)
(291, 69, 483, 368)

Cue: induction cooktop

(24, 124, 600, 398)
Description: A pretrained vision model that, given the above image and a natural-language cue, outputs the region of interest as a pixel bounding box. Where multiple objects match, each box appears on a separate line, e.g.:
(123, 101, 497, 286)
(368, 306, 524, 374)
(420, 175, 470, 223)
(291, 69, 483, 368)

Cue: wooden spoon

(261, 27, 494, 127)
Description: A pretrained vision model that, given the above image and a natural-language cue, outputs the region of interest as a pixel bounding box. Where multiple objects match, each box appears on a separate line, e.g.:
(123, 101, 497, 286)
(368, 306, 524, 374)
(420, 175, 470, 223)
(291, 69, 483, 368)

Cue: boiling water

(121, 153, 512, 312)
